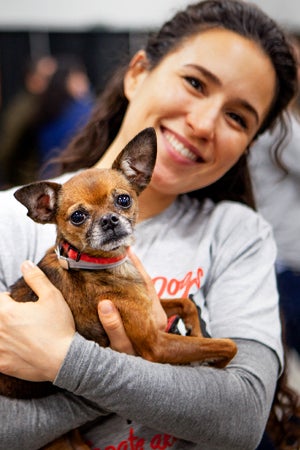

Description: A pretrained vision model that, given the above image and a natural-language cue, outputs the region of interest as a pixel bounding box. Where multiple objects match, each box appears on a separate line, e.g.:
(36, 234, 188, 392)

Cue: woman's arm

(0, 252, 165, 381)
(0, 391, 107, 450)
(0, 259, 278, 449)
(0, 267, 279, 450)
(0, 261, 75, 382)
(55, 334, 277, 450)
(0, 262, 109, 450)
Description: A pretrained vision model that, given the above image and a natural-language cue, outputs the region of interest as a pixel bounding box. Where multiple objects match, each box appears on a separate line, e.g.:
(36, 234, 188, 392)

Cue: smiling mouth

(164, 129, 202, 162)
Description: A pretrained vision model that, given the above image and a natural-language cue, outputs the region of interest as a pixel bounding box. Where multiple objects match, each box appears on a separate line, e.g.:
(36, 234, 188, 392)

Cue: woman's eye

(70, 210, 88, 225)
(115, 194, 132, 209)
(228, 112, 247, 129)
(184, 76, 204, 92)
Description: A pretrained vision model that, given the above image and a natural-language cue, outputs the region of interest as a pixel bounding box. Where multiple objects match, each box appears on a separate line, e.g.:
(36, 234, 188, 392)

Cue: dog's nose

(100, 214, 120, 231)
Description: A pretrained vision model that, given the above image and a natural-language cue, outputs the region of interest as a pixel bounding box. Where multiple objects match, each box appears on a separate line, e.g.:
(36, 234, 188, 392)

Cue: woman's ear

(124, 50, 150, 100)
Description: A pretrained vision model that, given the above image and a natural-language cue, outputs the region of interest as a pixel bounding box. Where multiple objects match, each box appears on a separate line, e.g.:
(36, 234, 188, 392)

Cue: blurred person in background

(249, 33, 300, 400)
(36, 55, 94, 178)
(0, 55, 57, 187)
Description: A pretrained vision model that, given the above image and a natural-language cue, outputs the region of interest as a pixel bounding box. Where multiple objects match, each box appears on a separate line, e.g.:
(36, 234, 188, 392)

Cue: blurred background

(0, 0, 300, 110)
(0, 0, 300, 187)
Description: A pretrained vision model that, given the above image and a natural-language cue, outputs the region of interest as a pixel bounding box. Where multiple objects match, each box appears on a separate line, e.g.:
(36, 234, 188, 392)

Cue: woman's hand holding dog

(98, 248, 168, 355)
(0, 250, 167, 381)
(0, 260, 76, 382)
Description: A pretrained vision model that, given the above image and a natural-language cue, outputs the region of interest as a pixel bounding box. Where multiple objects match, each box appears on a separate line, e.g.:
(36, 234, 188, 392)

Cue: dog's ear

(14, 181, 62, 224)
(112, 127, 157, 194)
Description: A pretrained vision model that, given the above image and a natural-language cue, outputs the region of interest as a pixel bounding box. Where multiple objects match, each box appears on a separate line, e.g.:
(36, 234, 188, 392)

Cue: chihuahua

(0, 127, 237, 449)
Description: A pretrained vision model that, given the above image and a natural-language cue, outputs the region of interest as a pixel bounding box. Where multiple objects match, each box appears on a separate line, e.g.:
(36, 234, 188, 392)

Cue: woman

(0, 1, 299, 449)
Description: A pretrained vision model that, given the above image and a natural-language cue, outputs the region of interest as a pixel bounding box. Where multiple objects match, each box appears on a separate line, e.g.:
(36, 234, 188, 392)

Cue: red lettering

(128, 428, 145, 450)
(150, 434, 164, 449)
(164, 435, 177, 447)
(153, 268, 203, 298)
(152, 277, 167, 298)
(180, 269, 203, 297)
(150, 433, 177, 449)
(91, 428, 176, 450)
(167, 278, 180, 296)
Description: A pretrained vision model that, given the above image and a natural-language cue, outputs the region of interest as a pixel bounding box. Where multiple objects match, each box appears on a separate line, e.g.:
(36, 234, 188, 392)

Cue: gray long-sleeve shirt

(0, 177, 282, 449)
(249, 114, 300, 271)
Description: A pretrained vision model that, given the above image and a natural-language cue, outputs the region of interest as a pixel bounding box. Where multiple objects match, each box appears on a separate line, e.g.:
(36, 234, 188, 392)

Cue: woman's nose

(186, 99, 219, 140)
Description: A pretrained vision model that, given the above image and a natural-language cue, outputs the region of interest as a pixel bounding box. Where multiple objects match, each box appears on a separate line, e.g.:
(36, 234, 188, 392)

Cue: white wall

(0, 0, 300, 31)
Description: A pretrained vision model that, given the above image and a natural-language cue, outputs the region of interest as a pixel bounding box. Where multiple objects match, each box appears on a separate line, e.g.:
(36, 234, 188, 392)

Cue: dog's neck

(55, 241, 128, 271)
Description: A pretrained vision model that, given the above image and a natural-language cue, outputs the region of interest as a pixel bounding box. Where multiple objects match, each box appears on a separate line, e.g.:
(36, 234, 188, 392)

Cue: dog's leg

(40, 430, 91, 450)
(157, 333, 237, 367)
(160, 299, 237, 367)
(68, 429, 91, 450)
(120, 299, 237, 368)
(160, 298, 202, 337)
(152, 331, 238, 368)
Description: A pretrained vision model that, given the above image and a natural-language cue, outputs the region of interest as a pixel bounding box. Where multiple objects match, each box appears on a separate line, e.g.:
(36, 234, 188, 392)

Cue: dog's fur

(0, 128, 237, 449)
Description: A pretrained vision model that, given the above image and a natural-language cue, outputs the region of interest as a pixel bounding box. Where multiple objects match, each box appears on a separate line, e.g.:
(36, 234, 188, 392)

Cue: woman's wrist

(45, 333, 76, 382)
(54, 332, 93, 388)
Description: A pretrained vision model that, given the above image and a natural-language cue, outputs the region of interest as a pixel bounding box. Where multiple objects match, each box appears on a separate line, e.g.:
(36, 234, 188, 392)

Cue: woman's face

(120, 28, 276, 196)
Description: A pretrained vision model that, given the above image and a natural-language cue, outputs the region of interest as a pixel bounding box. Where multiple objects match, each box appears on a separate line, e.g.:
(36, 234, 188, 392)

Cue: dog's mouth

(99, 230, 132, 251)
(88, 222, 134, 252)
(85, 214, 134, 252)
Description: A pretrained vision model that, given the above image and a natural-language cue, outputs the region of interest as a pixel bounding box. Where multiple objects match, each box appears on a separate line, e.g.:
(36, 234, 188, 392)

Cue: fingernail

(21, 260, 36, 271)
(99, 300, 114, 314)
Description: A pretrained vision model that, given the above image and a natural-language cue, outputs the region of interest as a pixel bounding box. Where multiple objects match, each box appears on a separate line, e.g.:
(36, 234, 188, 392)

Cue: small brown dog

(0, 127, 237, 449)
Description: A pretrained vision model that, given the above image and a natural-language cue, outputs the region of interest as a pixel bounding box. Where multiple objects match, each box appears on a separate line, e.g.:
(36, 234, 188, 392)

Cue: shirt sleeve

(203, 203, 283, 368)
(0, 187, 36, 290)
(0, 187, 55, 290)
(52, 333, 278, 450)
(0, 390, 107, 450)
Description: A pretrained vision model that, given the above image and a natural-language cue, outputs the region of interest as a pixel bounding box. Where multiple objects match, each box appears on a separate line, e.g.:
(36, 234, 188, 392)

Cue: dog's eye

(115, 194, 131, 209)
(70, 210, 88, 225)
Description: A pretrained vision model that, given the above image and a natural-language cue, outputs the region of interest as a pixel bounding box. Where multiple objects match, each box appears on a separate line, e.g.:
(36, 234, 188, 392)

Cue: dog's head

(14, 128, 157, 254)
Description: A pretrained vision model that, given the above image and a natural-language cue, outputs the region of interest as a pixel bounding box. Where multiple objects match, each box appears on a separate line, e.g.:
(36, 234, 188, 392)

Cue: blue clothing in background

(38, 95, 93, 164)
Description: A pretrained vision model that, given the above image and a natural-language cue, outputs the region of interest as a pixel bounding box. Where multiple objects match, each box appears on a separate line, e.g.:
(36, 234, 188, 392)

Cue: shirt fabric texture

(249, 115, 300, 271)
(0, 172, 282, 450)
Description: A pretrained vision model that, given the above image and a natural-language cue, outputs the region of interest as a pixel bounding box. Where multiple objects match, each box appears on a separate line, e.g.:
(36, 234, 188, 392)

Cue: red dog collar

(56, 241, 127, 270)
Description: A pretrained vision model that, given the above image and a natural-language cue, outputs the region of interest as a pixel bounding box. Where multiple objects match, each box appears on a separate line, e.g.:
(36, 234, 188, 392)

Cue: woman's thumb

(98, 300, 135, 354)
(98, 300, 122, 333)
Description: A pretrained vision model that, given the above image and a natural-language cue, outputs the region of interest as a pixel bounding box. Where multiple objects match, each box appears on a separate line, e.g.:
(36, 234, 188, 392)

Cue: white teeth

(164, 131, 197, 161)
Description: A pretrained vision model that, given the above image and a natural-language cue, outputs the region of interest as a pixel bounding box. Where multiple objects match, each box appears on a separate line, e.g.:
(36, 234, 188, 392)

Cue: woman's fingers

(21, 260, 75, 334)
(98, 300, 136, 355)
(0, 261, 75, 382)
(21, 260, 61, 300)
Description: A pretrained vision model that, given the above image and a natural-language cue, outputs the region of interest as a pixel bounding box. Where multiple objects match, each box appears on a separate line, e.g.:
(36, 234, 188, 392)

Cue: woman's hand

(0, 261, 75, 382)
(98, 248, 167, 354)
(0, 251, 166, 382)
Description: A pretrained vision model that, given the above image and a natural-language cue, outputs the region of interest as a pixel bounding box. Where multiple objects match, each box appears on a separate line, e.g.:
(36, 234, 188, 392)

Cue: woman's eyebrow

(184, 63, 259, 125)
(184, 63, 222, 86)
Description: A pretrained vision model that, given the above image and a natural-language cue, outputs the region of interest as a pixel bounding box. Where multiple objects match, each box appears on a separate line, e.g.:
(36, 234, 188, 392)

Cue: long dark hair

(49, 1, 299, 447)
(51, 0, 297, 210)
